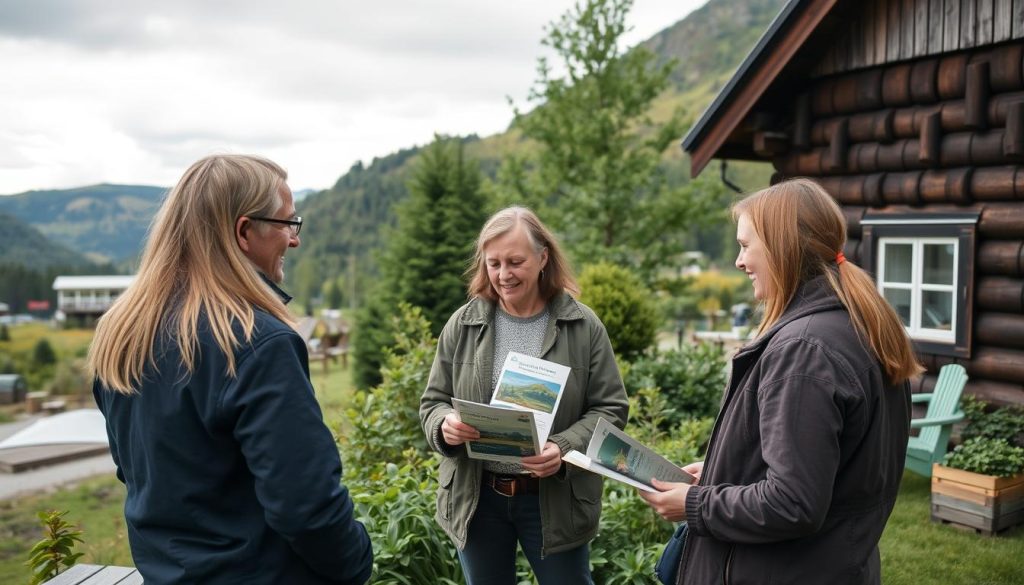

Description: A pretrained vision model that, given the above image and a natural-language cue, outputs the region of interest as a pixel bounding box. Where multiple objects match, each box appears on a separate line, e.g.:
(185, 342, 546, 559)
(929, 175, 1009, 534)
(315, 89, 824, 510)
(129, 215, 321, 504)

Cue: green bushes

(943, 397, 1024, 477)
(623, 343, 727, 424)
(943, 438, 1024, 478)
(578, 262, 659, 360)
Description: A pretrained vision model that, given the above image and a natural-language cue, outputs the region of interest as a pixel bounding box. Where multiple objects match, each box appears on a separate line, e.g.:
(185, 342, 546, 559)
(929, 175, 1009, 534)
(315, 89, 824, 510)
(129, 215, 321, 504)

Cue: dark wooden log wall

(815, 0, 1024, 77)
(774, 39, 1024, 408)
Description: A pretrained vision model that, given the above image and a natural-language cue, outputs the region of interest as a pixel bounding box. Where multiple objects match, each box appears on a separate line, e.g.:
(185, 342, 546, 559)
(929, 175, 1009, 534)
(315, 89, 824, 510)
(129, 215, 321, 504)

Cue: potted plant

(931, 397, 1024, 535)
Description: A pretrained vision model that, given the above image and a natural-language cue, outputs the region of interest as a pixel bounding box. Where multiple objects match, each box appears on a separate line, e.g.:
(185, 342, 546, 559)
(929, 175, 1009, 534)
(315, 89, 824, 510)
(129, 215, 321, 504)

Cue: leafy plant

(943, 438, 1024, 478)
(31, 339, 56, 367)
(624, 343, 727, 424)
(960, 395, 1024, 449)
(26, 510, 84, 585)
(578, 262, 659, 359)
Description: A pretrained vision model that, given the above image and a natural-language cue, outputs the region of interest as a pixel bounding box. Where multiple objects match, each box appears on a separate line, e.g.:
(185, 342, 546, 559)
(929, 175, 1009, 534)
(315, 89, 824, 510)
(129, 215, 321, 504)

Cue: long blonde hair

(88, 154, 295, 394)
(466, 206, 580, 302)
(733, 178, 924, 385)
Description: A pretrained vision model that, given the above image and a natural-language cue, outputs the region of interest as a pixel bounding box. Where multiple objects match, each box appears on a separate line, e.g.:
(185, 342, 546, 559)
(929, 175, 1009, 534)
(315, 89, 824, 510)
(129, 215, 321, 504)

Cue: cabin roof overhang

(681, 0, 847, 177)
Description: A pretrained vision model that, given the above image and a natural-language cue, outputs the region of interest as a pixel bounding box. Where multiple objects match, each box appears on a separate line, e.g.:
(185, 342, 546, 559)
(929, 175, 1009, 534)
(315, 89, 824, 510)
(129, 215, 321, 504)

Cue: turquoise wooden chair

(905, 364, 968, 477)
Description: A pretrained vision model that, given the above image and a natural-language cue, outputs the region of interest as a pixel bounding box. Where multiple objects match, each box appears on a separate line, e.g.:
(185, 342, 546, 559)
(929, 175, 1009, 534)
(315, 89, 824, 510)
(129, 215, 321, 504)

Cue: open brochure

(563, 418, 694, 492)
(453, 399, 541, 463)
(453, 351, 571, 463)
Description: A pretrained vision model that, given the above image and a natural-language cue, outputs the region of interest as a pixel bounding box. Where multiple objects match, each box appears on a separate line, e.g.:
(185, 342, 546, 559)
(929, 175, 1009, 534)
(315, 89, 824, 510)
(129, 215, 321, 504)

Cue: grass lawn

(880, 472, 1024, 584)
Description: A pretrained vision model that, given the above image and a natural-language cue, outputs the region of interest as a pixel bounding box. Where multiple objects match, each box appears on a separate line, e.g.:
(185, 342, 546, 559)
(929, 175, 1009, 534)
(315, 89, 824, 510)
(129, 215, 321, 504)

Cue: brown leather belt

(483, 470, 540, 496)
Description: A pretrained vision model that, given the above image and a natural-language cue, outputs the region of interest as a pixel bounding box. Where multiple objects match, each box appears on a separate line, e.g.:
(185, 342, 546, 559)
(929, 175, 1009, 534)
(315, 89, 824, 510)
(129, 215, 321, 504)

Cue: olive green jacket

(419, 293, 629, 556)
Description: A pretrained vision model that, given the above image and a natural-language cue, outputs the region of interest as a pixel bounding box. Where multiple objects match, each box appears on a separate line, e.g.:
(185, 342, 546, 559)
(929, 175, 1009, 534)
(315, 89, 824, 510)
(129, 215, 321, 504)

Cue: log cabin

(682, 0, 1024, 407)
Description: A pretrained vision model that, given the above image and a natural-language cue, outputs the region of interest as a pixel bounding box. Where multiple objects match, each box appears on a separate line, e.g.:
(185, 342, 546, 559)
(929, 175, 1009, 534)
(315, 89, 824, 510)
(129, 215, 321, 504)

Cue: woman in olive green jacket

(420, 206, 628, 585)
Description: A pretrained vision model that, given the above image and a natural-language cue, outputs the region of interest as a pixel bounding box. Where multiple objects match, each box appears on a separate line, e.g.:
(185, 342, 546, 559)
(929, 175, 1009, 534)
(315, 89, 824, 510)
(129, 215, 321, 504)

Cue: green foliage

(26, 510, 84, 585)
(943, 438, 1024, 478)
(351, 459, 463, 585)
(351, 293, 398, 390)
(624, 343, 727, 424)
(32, 339, 56, 367)
(380, 137, 489, 338)
(45, 359, 89, 397)
(352, 137, 489, 389)
(501, 0, 720, 279)
(346, 303, 436, 467)
(0, 325, 8, 342)
(943, 397, 1024, 477)
(343, 304, 464, 582)
(325, 279, 344, 310)
(960, 395, 1024, 448)
(577, 262, 658, 359)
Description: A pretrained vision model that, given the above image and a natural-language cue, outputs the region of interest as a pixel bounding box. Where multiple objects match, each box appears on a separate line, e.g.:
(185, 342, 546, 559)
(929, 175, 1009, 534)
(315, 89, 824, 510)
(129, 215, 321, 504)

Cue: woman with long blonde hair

(640, 178, 922, 585)
(89, 154, 372, 585)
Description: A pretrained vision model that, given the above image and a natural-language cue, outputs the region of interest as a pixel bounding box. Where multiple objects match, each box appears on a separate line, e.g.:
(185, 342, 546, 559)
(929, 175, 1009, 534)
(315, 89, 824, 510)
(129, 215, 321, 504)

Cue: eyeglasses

(249, 216, 303, 236)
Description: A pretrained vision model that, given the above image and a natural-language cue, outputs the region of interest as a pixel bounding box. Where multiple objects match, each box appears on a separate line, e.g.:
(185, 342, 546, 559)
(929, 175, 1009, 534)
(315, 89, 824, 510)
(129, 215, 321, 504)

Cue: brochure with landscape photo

(491, 351, 570, 445)
(564, 418, 694, 492)
(453, 398, 541, 463)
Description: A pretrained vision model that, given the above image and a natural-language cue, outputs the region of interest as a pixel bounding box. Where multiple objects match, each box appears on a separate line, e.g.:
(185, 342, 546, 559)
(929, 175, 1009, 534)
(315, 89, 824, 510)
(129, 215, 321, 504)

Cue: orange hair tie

(836, 251, 846, 265)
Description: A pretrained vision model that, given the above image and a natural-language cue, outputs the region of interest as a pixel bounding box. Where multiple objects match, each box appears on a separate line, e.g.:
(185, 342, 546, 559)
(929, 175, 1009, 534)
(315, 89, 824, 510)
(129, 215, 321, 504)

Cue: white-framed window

(877, 237, 957, 343)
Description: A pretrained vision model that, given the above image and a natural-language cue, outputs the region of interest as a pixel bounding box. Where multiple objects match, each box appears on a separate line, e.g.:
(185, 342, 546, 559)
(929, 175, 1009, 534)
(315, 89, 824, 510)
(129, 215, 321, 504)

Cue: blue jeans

(457, 485, 594, 585)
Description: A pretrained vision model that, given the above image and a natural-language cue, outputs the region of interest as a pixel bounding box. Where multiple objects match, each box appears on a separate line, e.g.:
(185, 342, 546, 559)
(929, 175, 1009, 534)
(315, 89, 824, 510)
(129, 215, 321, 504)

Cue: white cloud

(0, 0, 705, 194)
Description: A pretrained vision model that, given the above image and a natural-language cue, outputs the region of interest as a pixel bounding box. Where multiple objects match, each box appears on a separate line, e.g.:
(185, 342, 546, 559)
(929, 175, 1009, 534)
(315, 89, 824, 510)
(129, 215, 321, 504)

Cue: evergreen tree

(500, 0, 719, 280)
(32, 338, 57, 366)
(352, 137, 490, 389)
(326, 279, 344, 309)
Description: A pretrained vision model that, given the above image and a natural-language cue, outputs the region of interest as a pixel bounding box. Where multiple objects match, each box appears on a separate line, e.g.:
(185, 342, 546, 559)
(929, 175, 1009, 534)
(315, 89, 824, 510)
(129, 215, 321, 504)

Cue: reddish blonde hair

(733, 178, 923, 385)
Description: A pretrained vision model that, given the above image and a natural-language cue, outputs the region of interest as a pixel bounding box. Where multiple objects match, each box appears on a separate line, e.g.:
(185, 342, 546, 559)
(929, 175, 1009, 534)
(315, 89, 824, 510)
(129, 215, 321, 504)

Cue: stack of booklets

(453, 351, 569, 463)
(563, 418, 694, 492)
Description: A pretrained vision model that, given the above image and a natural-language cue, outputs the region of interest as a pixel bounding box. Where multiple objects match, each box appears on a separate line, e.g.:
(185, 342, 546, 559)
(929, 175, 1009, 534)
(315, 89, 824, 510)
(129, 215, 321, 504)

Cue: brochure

(564, 418, 694, 492)
(453, 398, 541, 463)
(490, 351, 571, 446)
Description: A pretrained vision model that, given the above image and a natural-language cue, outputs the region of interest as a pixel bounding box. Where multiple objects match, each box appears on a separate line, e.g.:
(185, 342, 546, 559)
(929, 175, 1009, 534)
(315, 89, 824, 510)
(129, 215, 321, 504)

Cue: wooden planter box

(931, 463, 1024, 536)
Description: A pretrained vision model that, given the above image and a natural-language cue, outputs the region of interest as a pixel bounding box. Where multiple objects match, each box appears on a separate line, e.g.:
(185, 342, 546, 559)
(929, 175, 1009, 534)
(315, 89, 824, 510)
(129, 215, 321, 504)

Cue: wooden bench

(41, 564, 140, 585)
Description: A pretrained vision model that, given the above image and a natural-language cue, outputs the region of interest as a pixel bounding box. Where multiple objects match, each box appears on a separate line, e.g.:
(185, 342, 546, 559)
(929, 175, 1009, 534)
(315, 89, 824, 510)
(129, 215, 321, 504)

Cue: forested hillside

(0, 212, 94, 269)
(288, 0, 785, 305)
(0, 183, 166, 264)
(0, 212, 117, 314)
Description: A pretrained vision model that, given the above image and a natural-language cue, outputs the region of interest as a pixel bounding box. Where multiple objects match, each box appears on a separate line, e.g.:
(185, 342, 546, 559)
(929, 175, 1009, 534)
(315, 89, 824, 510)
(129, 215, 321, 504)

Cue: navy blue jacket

(94, 287, 372, 585)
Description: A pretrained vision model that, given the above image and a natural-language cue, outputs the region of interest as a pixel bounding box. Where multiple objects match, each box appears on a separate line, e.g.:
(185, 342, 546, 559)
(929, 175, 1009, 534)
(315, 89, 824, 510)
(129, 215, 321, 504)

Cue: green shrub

(578, 262, 659, 360)
(32, 339, 56, 367)
(943, 437, 1024, 477)
(624, 343, 727, 424)
(350, 292, 400, 390)
(345, 303, 435, 473)
(960, 395, 1024, 448)
(26, 510, 84, 585)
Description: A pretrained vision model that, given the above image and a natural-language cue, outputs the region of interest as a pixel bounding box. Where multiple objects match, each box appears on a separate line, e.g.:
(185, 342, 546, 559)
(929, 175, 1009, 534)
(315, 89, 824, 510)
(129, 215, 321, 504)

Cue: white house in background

(52, 275, 135, 321)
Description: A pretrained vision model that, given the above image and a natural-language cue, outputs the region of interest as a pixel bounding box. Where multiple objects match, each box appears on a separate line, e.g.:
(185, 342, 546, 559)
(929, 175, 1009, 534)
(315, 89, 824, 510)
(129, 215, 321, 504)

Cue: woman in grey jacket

(640, 179, 923, 584)
(420, 206, 629, 585)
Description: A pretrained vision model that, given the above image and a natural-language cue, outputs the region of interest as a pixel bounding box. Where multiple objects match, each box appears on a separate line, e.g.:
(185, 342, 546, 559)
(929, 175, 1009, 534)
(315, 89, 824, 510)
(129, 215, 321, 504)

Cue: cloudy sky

(0, 0, 706, 195)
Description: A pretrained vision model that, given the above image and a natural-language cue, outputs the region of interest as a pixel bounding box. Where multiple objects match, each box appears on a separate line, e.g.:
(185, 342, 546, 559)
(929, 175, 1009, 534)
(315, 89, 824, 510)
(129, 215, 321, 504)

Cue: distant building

(52, 275, 135, 322)
(0, 302, 9, 316)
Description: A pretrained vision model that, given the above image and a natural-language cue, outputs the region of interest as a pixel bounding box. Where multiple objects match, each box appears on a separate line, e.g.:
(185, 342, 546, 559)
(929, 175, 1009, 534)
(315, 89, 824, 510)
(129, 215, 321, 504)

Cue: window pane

(923, 243, 955, 285)
(883, 244, 913, 283)
(921, 290, 953, 330)
(883, 288, 911, 326)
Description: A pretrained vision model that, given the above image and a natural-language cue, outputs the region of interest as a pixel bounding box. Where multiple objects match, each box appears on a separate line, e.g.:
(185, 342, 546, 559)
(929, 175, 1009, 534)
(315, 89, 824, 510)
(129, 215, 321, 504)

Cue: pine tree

(352, 136, 489, 389)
